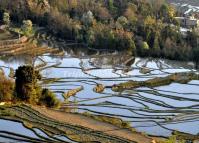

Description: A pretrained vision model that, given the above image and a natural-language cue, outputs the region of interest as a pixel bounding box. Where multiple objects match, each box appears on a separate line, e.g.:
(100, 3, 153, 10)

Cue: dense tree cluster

(0, 65, 60, 107)
(0, 0, 199, 62)
(15, 65, 41, 103)
(14, 65, 60, 107)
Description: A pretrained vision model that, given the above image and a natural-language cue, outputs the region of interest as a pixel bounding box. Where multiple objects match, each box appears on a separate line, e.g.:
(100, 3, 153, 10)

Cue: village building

(175, 15, 199, 28)
(172, 3, 199, 28)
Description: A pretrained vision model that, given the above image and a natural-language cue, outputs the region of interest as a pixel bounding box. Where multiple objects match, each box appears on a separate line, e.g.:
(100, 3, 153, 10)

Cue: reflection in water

(0, 119, 78, 142)
(0, 51, 199, 137)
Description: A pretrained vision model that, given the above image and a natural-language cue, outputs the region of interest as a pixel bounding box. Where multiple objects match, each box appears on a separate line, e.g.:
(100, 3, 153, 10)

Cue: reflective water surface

(0, 50, 198, 138)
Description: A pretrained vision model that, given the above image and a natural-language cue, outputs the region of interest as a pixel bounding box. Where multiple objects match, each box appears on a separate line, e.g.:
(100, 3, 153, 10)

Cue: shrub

(142, 41, 149, 50)
(160, 135, 185, 143)
(0, 74, 14, 102)
(39, 89, 60, 108)
(136, 40, 150, 56)
(21, 20, 33, 36)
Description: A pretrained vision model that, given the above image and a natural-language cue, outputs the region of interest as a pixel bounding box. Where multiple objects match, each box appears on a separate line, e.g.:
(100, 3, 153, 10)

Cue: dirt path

(32, 106, 154, 143)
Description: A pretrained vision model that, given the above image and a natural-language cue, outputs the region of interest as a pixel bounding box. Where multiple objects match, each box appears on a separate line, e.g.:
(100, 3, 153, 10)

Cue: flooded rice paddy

(0, 119, 77, 143)
(0, 49, 199, 139)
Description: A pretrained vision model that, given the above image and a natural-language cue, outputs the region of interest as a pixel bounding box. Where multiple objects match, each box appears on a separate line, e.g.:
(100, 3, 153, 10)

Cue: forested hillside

(0, 0, 199, 62)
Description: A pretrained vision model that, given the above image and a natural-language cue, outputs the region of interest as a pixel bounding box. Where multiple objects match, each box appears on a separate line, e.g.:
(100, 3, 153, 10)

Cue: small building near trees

(175, 15, 199, 28)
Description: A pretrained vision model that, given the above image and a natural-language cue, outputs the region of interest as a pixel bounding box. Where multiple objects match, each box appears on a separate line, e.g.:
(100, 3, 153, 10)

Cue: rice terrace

(0, 0, 199, 143)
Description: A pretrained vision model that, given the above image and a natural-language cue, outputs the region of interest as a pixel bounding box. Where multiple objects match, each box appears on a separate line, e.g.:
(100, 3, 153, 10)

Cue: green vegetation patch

(82, 112, 135, 132)
(63, 86, 83, 100)
(0, 65, 61, 108)
(93, 84, 105, 93)
(112, 72, 199, 92)
(172, 131, 199, 141)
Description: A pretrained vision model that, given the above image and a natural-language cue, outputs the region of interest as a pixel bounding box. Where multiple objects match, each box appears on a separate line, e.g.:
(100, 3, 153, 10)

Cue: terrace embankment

(32, 105, 156, 143)
(0, 104, 157, 143)
(0, 30, 63, 56)
(112, 72, 199, 92)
